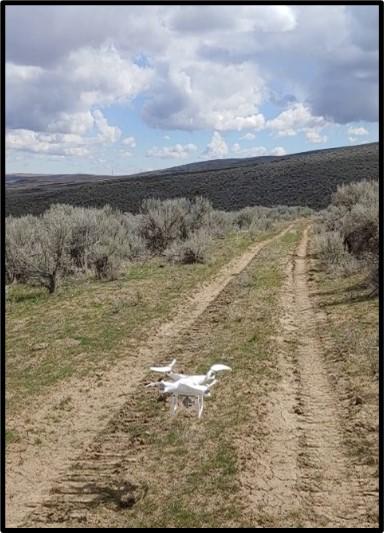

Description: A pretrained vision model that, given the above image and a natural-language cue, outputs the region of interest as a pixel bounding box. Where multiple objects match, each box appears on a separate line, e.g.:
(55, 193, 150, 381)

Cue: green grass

(73, 223, 304, 528)
(6, 226, 288, 416)
(5, 430, 20, 445)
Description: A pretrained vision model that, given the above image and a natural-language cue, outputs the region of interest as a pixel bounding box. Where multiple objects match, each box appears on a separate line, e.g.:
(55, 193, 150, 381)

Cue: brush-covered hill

(6, 143, 379, 217)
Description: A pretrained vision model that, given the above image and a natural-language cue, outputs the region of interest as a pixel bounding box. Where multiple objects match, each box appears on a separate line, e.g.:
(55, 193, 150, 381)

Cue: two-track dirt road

(6, 224, 378, 528)
(7, 224, 294, 528)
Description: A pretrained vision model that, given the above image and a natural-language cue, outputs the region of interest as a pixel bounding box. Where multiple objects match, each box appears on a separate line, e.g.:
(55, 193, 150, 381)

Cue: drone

(146, 359, 231, 418)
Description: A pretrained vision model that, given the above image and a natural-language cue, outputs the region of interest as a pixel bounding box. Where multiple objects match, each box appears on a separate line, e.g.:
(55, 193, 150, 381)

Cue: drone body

(147, 360, 231, 418)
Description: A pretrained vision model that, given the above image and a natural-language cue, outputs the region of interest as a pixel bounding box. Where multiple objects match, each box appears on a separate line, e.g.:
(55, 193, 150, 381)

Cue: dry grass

(308, 234, 378, 471)
(36, 225, 304, 528)
(5, 228, 285, 418)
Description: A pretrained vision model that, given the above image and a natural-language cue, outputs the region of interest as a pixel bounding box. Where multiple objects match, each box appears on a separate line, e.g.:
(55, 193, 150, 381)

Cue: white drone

(146, 359, 231, 418)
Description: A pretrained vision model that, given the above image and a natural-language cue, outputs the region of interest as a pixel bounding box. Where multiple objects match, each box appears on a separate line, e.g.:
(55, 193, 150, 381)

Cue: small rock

(354, 395, 363, 406)
(119, 493, 136, 508)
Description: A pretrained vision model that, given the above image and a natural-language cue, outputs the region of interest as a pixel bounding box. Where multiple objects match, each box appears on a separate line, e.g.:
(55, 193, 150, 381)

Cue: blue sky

(6, 5, 379, 175)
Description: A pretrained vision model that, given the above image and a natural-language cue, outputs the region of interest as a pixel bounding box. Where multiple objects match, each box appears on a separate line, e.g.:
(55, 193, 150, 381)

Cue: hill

(5, 143, 379, 217)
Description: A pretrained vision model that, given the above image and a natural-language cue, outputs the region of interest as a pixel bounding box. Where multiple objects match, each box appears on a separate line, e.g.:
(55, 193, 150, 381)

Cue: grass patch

(6, 226, 288, 417)
(6, 430, 20, 445)
(69, 223, 304, 528)
(308, 230, 378, 470)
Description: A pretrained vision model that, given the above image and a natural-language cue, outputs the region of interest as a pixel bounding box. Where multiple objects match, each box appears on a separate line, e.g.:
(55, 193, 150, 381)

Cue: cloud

(47, 112, 95, 135)
(270, 146, 287, 156)
(142, 61, 266, 131)
(347, 126, 368, 136)
(6, 109, 121, 158)
(146, 143, 197, 159)
(168, 5, 296, 34)
(204, 132, 229, 158)
(5, 3, 379, 161)
(6, 129, 91, 157)
(122, 136, 136, 148)
(93, 110, 121, 142)
(240, 133, 256, 141)
(309, 52, 378, 123)
(232, 143, 286, 157)
(267, 103, 327, 137)
(6, 44, 153, 133)
(6, 5, 167, 67)
(307, 7, 379, 123)
(305, 130, 327, 144)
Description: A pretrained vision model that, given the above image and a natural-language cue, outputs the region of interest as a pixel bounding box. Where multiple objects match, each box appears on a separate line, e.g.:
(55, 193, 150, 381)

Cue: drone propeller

(209, 364, 232, 373)
(150, 358, 176, 373)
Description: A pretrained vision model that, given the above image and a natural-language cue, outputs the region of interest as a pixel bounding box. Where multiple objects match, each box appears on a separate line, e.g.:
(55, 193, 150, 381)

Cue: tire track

(293, 227, 376, 527)
(241, 226, 377, 527)
(7, 223, 294, 528)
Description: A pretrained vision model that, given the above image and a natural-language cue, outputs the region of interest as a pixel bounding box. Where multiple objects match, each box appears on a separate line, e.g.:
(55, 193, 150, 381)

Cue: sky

(5, 4, 379, 175)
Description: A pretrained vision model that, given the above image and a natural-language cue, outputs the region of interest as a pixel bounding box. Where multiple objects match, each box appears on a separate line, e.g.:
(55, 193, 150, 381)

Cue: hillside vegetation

(5, 198, 311, 293)
(6, 143, 378, 217)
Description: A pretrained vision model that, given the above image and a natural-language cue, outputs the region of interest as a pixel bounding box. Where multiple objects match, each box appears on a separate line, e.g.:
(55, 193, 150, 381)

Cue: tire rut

(242, 226, 377, 527)
(9, 224, 295, 528)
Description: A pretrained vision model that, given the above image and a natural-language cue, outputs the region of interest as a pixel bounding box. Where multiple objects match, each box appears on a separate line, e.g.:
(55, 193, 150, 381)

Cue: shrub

(165, 230, 212, 264)
(342, 203, 378, 258)
(139, 198, 190, 252)
(314, 231, 348, 266)
(139, 197, 214, 253)
(93, 251, 121, 281)
(5, 205, 74, 293)
(205, 210, 234, 238)
(314, 180, 378, 287)
(67, 206, 98, 272)
(5, 215, 38, 284)
(332, 180, 378, 212)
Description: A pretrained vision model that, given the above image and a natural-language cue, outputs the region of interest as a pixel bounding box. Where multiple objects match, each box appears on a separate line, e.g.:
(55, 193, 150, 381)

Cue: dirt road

(241, 226, 377, 527)
(6, 224, 294, 528)
(8, 224, 377, 528)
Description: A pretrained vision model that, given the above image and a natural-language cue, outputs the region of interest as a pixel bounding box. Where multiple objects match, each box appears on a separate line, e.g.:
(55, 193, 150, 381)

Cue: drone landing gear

(169, 395, 204, 418)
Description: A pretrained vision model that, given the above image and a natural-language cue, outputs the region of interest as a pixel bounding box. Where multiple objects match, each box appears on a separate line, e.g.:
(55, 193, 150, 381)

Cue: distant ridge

(6, 143, 379, 216)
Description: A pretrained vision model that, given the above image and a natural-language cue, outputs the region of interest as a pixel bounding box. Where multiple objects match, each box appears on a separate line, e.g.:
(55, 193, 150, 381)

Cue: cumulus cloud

(6, 129, 91, 157)
(6, 44, 153, 133)
(47, 112, 95, 135)
(93, 110, 121, 142)
(122, 136, 136, 148)
(142, 61, 266, 131)
(232, 143, 286, 157)
(270, 146, 287, 156)
(146, 143, 197, 159)
(204, 132, 229, 158)
(5, 3, 379, 168)
(7, 109, 121, 158)
(267, 103, 327, 137)
(347, 126, 368, 136)
(305, 130, 327, 144)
